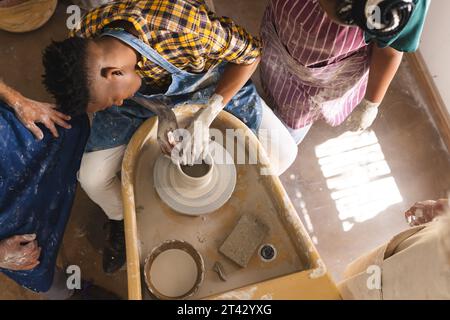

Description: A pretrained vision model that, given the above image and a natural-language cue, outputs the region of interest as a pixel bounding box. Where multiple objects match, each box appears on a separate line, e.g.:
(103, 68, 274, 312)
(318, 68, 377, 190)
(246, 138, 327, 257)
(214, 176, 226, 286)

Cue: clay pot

(144, 240, 205, 300)
(0, 0, 30, 7)
(0, 0, 58, 33)
(153, 141, 237, 216)
(175, 154, 214, 190)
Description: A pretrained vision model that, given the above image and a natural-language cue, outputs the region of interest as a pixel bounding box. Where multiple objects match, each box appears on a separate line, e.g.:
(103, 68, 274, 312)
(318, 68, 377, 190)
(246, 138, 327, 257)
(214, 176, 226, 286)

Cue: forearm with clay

(0, 78, 71, 139)
(200, 57, 260, 125)
(131, 95, 173, 119)
(131, 95, 179, 153)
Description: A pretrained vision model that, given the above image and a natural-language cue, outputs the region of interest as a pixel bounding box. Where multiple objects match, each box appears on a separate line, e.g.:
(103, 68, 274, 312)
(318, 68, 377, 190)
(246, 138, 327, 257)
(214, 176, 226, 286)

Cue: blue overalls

(86, 29, 263, 152)
(0, 103, 89, 292)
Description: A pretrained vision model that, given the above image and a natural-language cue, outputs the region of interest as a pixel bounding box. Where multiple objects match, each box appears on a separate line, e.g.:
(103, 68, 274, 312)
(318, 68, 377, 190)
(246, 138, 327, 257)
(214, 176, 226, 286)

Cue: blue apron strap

(100, 29, 181, 74)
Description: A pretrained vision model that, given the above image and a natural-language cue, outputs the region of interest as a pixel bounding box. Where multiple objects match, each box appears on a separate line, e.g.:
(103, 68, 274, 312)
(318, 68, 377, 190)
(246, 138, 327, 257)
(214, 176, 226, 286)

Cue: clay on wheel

(153, 141, 237, 215)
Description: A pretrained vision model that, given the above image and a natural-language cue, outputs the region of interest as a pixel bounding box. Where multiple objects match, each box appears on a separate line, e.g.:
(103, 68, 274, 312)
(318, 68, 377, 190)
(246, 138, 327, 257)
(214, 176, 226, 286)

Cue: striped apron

(260, 0, 371, 130)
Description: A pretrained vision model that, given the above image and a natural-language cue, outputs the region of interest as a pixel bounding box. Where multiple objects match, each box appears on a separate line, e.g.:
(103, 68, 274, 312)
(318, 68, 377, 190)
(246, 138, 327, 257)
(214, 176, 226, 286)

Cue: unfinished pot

(175, 154, 214, 190)
(153, 142, 237, 216)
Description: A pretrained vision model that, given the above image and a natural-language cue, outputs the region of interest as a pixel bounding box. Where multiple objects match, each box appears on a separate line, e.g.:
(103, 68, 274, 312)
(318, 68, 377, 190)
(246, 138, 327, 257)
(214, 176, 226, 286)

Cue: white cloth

(287, 124, 312, 145)
(258, 100, 298, 175)
(78, 102, 298, 220)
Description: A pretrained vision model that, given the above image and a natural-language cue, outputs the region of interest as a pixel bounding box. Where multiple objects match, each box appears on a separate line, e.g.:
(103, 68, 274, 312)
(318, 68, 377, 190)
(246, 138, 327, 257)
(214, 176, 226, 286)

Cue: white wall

(419, 0, 450, 113)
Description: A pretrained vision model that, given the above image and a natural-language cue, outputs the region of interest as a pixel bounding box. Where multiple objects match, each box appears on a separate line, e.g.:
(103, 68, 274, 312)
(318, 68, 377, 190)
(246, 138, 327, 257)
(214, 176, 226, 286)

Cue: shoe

(103, 219, 126, 274)
(69, 280, 122, 300)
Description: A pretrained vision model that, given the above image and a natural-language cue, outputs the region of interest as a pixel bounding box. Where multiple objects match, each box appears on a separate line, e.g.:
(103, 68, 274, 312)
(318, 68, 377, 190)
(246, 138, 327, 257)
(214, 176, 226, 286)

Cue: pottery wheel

(153, 141, 237, 215)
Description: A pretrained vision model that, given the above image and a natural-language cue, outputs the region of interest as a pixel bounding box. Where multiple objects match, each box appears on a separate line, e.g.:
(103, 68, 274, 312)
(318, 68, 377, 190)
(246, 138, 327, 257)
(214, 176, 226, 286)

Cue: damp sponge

(219, 214, 269, 268)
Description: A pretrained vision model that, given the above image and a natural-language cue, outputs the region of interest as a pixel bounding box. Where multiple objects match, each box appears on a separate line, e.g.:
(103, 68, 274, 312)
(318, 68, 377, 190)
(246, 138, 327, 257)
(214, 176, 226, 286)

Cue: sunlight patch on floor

(315, 131, 403, 232)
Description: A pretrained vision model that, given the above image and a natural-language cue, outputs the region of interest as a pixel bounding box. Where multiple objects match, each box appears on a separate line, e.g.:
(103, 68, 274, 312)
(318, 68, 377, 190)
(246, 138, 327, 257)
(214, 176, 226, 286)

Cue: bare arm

(0, 79, 71, 139)
(131, 95, 171, 116)
(176, 58, 260, 164)
(365, 44, 404, 103)
(0, 78, 22, 107)
(187, 57, 260, 127)
(214, 57, 260, 105)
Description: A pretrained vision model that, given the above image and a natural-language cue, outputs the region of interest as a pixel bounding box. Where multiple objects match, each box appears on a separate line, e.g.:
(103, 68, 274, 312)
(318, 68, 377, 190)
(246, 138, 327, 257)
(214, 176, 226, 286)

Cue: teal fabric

(364, 0, 430, 52)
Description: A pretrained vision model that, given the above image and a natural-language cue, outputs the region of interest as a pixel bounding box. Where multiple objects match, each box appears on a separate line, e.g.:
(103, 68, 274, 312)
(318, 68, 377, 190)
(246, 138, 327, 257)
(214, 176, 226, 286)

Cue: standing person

(42, 0, 298, 274)
(260, 0, 430, 144)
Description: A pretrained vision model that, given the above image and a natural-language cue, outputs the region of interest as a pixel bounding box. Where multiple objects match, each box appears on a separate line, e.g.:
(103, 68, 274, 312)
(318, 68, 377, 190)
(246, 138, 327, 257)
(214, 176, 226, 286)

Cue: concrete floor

(1, 1, 449, 299)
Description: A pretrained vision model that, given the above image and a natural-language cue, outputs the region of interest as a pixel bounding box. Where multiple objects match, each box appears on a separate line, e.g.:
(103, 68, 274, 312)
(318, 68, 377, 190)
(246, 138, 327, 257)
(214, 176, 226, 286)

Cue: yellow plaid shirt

(70, 0, 262, 90)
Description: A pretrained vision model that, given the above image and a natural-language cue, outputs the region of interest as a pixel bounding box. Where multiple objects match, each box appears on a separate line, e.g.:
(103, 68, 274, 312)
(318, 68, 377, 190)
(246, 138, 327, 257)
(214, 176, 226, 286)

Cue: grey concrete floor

(0, 1, 449, 299)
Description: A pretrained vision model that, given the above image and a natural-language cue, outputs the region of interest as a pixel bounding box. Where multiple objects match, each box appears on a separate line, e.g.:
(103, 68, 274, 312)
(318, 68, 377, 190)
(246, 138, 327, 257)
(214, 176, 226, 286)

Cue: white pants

(287, 124, 312, 145)
(78, 102, 298, 220)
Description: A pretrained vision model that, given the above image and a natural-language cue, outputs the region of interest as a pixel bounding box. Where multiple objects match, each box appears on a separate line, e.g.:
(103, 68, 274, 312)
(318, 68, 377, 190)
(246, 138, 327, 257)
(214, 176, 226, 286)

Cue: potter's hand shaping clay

(345, 99, 380, 131)
(131, 96, 179, 155)
(0, 234, 41, 271)
(156, 109, 179, 155)
(176, 94, 224, 165)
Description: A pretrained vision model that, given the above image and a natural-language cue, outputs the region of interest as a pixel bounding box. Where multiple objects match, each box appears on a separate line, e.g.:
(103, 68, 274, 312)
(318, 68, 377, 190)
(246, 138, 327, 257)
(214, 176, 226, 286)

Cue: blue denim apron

(85, 29, 262, 152)
(0, 102, 89, 292)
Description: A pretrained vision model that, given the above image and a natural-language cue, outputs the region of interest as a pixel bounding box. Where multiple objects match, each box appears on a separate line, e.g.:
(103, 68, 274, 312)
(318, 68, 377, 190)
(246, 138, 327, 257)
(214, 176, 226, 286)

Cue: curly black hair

(42, 37, 90, 116)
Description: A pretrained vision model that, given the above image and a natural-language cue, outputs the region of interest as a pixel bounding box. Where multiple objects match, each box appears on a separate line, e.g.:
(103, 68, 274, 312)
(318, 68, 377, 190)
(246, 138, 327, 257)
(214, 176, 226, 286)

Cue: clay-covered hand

(176, 94, 224, 165)
(0, 234, 41, 271)
(12, 95, 72, 140)
(131, 96, 179, 155)
(345, 99, 380, 131)
(405, 199, 448, 227)
(157, 108, 179, 155)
